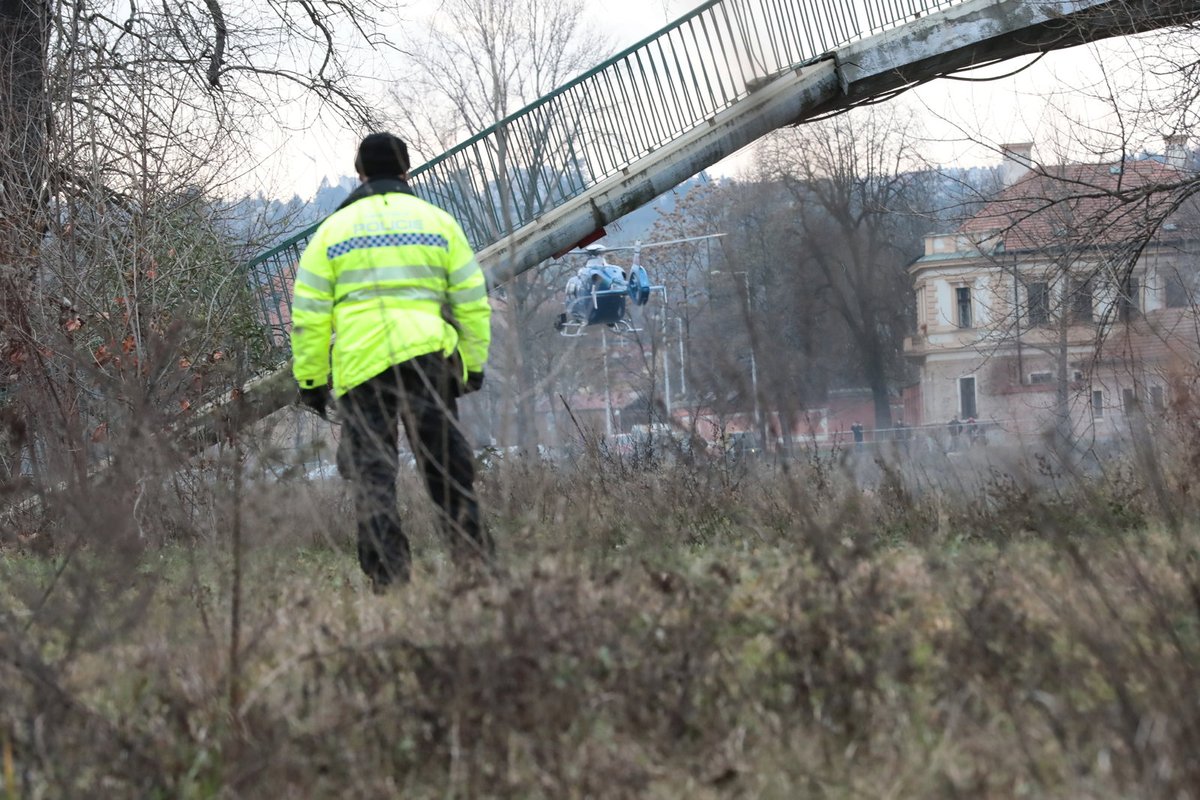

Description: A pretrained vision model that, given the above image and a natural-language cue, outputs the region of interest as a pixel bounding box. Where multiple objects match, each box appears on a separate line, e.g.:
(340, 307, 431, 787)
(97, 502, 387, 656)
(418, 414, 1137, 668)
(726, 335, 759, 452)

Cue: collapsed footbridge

(214, 0, 1200, 438)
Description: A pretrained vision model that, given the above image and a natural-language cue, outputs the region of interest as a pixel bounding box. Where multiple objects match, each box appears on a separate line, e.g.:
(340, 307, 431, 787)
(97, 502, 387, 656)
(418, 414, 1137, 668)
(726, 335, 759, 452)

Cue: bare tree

(394, 0, 609, 451)
(640, 181, 724, 398)
(0, 0, 398, 484)
(760, 110, 936, 430)
(393, 0, 607, 151)
(711, 176, 839, 416)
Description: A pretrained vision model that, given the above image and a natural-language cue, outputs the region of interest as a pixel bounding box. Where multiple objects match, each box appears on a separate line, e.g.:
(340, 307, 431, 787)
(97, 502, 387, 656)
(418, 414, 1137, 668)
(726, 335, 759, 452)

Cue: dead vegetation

(3, 427, 1200, 798)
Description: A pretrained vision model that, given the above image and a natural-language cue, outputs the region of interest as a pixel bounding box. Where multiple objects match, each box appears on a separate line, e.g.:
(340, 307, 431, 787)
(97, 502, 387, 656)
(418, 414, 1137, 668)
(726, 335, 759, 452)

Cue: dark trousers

(336, 354, 492, 585)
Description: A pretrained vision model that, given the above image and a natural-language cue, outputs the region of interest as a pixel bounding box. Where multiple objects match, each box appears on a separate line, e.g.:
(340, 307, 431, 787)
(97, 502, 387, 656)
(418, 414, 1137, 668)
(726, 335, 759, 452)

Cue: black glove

(464, 370, 485, 394)
(298, 386, 330, 419)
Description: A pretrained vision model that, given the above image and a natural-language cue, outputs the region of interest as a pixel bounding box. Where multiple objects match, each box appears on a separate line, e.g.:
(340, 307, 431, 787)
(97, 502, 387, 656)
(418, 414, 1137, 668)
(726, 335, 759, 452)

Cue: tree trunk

(0, 0, 49, 479)
(0, 0, 47, 200)
(862, 340, 893, 432)
(0, 0, 48, 353)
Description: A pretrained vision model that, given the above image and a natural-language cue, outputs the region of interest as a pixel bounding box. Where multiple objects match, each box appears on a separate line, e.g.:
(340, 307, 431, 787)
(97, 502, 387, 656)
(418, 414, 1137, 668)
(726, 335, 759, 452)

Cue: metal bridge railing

(246, 0, 970, 347)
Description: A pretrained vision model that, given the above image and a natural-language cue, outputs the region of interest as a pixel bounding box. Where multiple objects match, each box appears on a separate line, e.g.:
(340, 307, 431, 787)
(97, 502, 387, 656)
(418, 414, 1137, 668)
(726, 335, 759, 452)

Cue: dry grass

(3, 438, 1200, 798)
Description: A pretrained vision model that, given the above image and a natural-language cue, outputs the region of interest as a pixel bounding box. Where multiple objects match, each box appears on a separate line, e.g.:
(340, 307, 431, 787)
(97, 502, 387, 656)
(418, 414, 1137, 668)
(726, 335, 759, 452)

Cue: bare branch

(203, 0, 226, 88)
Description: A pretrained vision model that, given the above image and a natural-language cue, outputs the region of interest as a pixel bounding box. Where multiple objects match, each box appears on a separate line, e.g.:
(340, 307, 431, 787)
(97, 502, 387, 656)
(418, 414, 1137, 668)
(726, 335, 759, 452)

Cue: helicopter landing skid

(555, 314, 588, 337)
(555, 314, 642, 337)
(608, 319, 642, 335)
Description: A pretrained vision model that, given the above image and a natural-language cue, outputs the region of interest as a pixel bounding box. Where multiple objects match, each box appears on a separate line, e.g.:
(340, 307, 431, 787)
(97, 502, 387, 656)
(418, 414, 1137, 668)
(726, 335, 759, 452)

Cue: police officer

(290, 133, 493, 590)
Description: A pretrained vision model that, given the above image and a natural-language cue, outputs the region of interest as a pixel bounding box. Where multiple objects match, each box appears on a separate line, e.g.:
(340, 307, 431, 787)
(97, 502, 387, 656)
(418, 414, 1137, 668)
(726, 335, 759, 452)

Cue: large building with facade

(904, 140, 1200, 441)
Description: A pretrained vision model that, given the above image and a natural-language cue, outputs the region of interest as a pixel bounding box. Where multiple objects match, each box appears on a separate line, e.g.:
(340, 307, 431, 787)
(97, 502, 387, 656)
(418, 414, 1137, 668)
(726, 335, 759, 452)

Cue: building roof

(959, 159, 1194, 252)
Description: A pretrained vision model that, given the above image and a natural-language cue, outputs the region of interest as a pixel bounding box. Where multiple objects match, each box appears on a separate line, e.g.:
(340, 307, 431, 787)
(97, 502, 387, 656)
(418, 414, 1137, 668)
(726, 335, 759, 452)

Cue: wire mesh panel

(245, 0, 970, 353)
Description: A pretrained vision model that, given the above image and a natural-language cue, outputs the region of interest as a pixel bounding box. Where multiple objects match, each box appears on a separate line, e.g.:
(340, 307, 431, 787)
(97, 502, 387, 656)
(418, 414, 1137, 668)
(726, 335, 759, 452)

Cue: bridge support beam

(816, 0, 1200, 117)
(480, 61, 841, 285)
(479, 0, 1200, 286)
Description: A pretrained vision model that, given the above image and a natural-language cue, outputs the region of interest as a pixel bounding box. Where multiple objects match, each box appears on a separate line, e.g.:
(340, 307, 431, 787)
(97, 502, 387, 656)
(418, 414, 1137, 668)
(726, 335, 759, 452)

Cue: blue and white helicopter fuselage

(556, 260, 639, 337)
(552, 235, 723, 338)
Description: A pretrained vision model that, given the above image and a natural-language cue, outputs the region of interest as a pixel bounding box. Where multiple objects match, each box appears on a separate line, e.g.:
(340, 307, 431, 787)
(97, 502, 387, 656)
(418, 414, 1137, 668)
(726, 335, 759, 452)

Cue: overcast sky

(252, 0, 1177, 201)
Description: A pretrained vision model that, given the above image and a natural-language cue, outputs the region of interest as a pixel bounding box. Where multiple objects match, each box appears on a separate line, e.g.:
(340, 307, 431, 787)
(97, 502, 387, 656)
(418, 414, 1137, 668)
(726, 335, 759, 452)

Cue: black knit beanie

(355, 133, 411, 179)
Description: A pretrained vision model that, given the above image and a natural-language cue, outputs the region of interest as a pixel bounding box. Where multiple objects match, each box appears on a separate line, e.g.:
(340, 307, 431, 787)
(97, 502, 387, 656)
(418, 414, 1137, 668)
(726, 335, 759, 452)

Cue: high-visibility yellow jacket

(290, 181, 491, 397)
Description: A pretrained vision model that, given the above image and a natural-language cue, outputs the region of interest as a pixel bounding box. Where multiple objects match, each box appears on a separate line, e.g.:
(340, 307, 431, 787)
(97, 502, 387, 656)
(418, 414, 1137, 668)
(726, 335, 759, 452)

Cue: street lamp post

(602, 328, 614, 438)
(677, 316, 686, 399)
(659, 314, 688, 420)
(662, 317, 672, 420)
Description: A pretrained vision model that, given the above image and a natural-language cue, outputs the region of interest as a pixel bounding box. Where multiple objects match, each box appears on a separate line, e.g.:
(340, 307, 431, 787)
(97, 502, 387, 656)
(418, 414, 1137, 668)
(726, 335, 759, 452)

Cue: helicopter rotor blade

(578, 245, 636, 253)
(558, 234, 725, 257)
(633, 233, 726, 250)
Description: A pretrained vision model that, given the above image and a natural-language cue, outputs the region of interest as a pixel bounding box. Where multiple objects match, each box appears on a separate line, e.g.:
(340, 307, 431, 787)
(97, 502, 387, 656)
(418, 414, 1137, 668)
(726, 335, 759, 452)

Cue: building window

(1029, 371, 1054, 385)
(1165, 272, 1192, 309)
(959, 376, 977, 418)
(1091, 389, 1104, 419)
(1118, 275, 1140, 321)
(1026, 281, 1049, 326)
(1151, 385, 1165, 413)
(956, 287, 973, 329)
(1122, 387, 1138, 414)
(1070, 277, 1094, 323)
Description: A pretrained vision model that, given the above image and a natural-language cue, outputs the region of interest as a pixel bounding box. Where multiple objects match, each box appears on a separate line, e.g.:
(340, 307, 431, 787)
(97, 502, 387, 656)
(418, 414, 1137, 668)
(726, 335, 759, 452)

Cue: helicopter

(553, 233, 725, 337)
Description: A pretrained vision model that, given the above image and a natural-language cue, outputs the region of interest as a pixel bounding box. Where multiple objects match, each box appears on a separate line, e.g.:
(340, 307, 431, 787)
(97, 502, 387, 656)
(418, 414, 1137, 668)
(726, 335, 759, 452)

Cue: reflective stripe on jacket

(290, 183, 491, 397)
